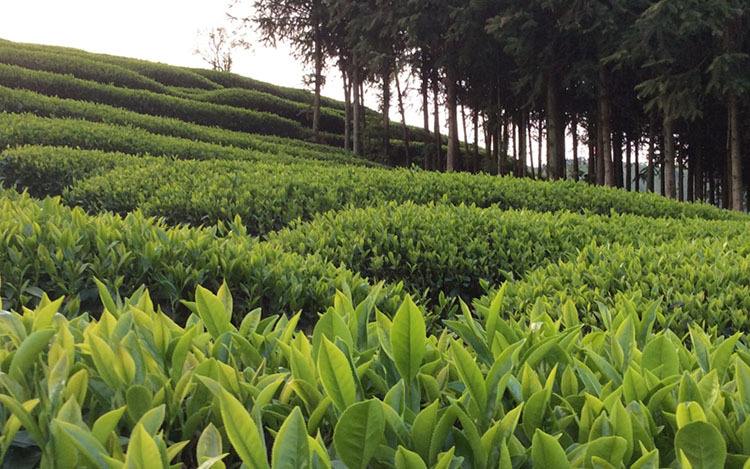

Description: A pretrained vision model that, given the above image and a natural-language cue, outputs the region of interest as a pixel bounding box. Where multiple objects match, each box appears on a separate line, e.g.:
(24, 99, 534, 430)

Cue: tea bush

(0, 191, 404, 320)
(269, 202, 750, 299)
(34, 146, 743, 226)
(0, 38, 222, 89)
(0, 64, 306, 138)
(196, 88, 346, 134)
(0, 282, 747, 468)
(0, 116, 371, 166)
(0, 45, 168, 93)
(0, 87, 359, 163)
(191, 66, 348, 110)
(476, 239, 750, 336)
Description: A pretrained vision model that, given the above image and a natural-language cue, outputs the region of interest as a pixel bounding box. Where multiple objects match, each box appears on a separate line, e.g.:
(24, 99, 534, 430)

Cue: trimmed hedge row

(0, 38, 222, 90)
(0, 86, 360, 163)
(477, 238, 750, 335)
(0, 191, 405, 321)
(196, 88, 346, 134)
(2, 146, 742, 237)
(0, 64, 307, 138)
(0, 115, 371, 166)
(191, 67, 348, 110)
(0, 45, 168, 93)
(269, 202, 750, 300)
(33, 144, 746, 222)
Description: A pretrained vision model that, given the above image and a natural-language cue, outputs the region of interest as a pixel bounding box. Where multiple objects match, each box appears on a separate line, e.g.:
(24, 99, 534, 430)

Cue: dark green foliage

(196, 88, 346, 134)
(0, 64, 306, 138)
(0, 45, 168, 93)
(191, 67, 348, 110)
(0, 86, 360, 163)
(0, 115, 372, 166)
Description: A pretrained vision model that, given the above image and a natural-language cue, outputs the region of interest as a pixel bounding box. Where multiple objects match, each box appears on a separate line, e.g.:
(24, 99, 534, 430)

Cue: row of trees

(235, 0, 750, 209)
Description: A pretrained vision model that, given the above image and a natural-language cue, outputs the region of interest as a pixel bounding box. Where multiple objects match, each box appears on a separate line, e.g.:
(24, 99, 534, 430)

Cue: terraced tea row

(2, 146, 740, 235)
(0, 191, 404, 321)
(1, 188, 749, 333)
(269, 202, 750, 300)
(0, 117, 371, 168)
(0, 87, 360, 163)
(0, 64, 309, 139)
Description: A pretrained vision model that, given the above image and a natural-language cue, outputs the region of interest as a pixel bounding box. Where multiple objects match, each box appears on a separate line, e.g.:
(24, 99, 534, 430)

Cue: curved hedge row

(269, 202, 750, 299)
(192, 67, 348, 110)
(0, 191, 404, 321)
(26, 144, 743, 222)
(0, 45, 168, 93)
(0, 64, 306, 138)
(0, 87, 359, 163)
(0, 116, 370, 166)
(196, 88, 346, 134)
(0, 38, 222, 89)
(476, 238, 750, 335)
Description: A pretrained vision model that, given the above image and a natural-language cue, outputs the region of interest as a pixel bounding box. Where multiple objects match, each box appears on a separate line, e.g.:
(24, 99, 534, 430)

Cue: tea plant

(0, 87, 359, 163)
(0, 45, 168, 93)
(0, 64, 305, 138)
(269, 202, 750, 299)
(1, 283, 748, 468)
(0, 191, 405, 321)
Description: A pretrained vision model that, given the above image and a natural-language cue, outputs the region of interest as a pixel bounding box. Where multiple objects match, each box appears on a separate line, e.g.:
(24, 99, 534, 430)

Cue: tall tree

(707, 0, 749, 210)
(244, 0, 330, 140)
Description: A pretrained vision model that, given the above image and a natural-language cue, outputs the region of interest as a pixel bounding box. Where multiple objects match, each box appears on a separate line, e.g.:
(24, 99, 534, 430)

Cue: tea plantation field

(1, 40, 750, 468)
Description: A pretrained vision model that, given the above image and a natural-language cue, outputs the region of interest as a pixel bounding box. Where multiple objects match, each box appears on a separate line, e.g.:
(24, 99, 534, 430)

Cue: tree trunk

(678, 153, 684, 202)
(445, 68, 459, 172)
(461, 103, 470, 162)
(636, 140, 642, 192)
(312, 38, 323, 142)
(546, 74, 565, 179)
(647, 128, 655, 192)
(490, 111, 508, 176)
(613, 131, 623, 188)
(421, 65, 430, 169)
(360, 80, 367, 150)
(483, 114, 491, 162)
(394, 68, 410, 166)
(663, 115, 676, 199)
(625, 138, 632, 191)
(473, 110, 480, 173)
(571, 114, 579, 182)
(528, 116, 536, 179)
(538, 118, 544, 179)
(382, 62, 392, 163)
(598, 70, 614, 187)
(729, 93, 742, 210)
(519, 111, 528, 177)
(432, 75, 442, 171)
(352, 62, 361, 156)
(342, 65, 351, 152)
(511, 120, 517, 175)
(588, 136, 596, 185)
(688, 153, 698, 202)
(500, 112, 509, 175)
